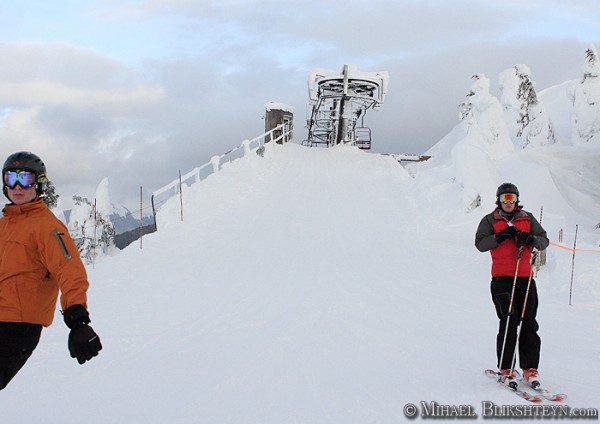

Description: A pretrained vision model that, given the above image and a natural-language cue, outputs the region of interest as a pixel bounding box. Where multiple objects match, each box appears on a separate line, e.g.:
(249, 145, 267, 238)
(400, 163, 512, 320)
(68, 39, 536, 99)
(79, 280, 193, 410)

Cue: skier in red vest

(475, 182, 549, 387)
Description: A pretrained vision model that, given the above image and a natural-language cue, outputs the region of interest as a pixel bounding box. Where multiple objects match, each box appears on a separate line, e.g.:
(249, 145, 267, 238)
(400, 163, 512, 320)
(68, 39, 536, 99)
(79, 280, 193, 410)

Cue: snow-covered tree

(571, 44, 600, 144)
(43, 180, 59, 209)
(454, 74, 514, 212)
(458, 75, 513, 154)
(68, 195, 116, 265)
(499, 65, 556, 148)
(94, 177, 114, 218)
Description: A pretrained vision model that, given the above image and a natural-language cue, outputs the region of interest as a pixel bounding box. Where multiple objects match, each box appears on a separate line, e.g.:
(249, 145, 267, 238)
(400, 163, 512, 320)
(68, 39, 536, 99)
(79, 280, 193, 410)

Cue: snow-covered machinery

(305, 64, 389, 149)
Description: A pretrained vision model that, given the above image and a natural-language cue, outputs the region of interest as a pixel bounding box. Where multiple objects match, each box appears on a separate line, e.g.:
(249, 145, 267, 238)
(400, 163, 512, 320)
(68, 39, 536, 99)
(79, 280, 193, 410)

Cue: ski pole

(509, 250, 538, 377)
(497, 243, 524, 376)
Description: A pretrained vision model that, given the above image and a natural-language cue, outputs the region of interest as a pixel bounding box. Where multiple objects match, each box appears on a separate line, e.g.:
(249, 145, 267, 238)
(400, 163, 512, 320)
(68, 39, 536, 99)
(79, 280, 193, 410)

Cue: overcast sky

(0, 0, 598, 209)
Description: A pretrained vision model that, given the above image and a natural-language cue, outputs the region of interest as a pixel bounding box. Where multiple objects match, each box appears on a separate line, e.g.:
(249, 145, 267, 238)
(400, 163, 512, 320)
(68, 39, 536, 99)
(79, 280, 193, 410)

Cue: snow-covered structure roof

(265, 101, 295, 113)
(308, 64, 389, 103)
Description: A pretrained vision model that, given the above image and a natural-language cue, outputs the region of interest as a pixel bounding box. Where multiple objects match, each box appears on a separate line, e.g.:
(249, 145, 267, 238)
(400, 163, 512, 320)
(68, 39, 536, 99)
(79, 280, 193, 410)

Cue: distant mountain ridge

(62, 207, 154, 233)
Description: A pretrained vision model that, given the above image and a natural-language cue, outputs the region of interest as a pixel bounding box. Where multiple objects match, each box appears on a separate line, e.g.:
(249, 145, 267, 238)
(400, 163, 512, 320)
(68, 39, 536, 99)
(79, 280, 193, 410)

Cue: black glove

(63, 304, 102, 364)
(495, 225, 517, 243)
(517, 231, 535, 247)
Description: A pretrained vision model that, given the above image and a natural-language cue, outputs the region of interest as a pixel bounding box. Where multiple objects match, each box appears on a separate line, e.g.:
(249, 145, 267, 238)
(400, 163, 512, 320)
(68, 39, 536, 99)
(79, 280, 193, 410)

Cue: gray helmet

(2, 151, 48, 198)
(496, 182, 519, 198)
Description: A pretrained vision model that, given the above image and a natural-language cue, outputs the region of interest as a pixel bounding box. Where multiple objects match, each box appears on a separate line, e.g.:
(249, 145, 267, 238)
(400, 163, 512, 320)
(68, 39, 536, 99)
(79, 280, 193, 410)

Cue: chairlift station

(305, 64, 389, 150)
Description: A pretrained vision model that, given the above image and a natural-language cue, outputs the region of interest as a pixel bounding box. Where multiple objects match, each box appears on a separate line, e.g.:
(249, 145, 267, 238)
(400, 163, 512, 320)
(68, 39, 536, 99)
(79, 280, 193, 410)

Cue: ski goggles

(498, 193, 518, 204)
(3, 170, 37, 189)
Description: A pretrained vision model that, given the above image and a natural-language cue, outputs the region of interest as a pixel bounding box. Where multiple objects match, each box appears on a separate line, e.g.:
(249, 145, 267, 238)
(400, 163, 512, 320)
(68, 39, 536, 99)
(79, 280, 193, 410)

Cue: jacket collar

(493, 206, 528, 222)
(2, 198, 47, 217)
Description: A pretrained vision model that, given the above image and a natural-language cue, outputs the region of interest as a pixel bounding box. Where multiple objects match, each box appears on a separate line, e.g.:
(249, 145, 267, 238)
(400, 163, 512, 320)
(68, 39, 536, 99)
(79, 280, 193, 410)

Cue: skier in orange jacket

(0, 151, 102, 390)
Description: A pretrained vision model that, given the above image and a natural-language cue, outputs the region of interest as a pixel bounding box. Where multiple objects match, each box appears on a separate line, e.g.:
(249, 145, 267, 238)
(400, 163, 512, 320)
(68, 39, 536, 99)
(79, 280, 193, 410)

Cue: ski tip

(484, 369, 498, 377)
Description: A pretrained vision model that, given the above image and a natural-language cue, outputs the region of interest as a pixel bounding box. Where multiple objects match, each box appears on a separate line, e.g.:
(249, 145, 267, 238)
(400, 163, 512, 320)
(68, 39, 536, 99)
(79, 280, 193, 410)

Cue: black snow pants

(0, 322, 43, 390)
(490, 276, 541, 370)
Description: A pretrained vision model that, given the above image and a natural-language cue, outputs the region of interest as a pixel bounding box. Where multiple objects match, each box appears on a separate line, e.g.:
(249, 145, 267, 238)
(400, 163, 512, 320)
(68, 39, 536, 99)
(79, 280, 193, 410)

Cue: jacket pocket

(2, 239, 32, 270)
(17, 278, 59, 326)
(0, 281, 23, 321)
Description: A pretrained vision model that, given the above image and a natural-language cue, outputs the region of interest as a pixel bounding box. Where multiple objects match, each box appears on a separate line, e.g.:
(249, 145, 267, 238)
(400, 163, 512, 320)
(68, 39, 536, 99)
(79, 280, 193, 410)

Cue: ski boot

(522, 368, 540, 389)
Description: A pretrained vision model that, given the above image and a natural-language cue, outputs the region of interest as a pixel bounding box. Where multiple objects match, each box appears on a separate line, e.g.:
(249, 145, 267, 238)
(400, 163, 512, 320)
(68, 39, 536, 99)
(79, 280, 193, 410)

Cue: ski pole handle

(530, 250, 538, 265)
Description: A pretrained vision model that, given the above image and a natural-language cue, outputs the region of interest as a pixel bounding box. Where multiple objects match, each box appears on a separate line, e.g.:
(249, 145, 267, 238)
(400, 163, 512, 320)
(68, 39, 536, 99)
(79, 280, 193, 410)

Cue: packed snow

(2, 50, 600, 422)
(1, 139, 598, 422)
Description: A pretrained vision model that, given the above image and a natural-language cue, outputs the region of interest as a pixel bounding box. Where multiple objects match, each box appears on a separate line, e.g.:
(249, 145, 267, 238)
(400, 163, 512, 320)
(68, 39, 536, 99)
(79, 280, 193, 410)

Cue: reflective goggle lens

(499, 193, 517, 204)
(3, 171, 37, 189)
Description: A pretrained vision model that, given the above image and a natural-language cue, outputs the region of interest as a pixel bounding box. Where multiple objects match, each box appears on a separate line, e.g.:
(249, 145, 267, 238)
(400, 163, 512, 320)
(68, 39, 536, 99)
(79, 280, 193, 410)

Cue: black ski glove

(495, 226, 517, 244)
(517, 231, 535, 247)
(63, 304, 102, 365)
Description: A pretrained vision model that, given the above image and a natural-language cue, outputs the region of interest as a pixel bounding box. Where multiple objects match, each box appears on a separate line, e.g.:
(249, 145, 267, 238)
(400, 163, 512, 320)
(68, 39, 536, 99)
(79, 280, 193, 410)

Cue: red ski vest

(490, 209, 533, 277)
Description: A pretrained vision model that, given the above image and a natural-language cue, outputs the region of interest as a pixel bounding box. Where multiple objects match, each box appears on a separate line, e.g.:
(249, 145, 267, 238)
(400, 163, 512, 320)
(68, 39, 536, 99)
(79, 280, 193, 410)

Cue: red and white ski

(528, 383, 567, 402)
(485, 369, 543, 403)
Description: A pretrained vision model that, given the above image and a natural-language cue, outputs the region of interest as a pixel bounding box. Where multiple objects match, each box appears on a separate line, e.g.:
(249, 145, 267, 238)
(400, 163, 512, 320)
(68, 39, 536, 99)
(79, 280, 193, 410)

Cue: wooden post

(92, 198, 97, 269)
(568, 224, 579, 306)
(139, 186, 143, 249)
(179, 170, 184, 222)
(535, 206, 544, 276)
(151, 195, 158, 232)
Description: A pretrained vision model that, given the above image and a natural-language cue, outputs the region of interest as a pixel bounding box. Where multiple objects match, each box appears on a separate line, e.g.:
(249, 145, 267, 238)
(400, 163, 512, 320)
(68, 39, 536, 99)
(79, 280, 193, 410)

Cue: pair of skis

(484, 369, 567, 403)
(487, 249, 566, 403)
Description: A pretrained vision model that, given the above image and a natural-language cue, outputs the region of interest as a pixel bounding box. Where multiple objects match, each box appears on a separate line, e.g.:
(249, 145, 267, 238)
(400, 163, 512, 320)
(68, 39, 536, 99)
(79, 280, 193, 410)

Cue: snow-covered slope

(1, 142, 598, 423)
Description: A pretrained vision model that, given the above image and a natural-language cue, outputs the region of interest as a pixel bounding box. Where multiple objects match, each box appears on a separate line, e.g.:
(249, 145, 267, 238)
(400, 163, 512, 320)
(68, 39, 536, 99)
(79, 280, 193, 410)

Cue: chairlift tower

(306, 64, 388, 149)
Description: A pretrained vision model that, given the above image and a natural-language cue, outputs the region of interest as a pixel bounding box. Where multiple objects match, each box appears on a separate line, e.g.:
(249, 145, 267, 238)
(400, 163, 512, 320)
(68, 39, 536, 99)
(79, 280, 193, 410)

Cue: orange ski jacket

(0, 199, 89, 326)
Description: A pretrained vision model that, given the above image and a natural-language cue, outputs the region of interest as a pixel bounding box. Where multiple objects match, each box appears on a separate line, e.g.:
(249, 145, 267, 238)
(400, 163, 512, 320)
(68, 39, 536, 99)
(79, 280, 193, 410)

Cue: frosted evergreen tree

(43, 180, 59, 209)
(456, 74, 513, 157)
(454, 74, 513, 212)
(68, 195, 116, 264)
(499, 65, 556, 148)
(571, 44, 600, 144)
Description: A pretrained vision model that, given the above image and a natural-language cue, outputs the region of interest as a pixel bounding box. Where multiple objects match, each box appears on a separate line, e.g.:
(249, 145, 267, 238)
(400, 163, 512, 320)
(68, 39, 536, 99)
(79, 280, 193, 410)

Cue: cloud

(0, 1, 598, 210)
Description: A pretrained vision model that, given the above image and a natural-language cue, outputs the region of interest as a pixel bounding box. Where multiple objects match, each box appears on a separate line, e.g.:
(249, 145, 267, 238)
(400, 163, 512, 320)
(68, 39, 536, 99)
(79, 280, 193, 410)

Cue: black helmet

(2, 151, 48, 198)
(496, 182, 519, 198)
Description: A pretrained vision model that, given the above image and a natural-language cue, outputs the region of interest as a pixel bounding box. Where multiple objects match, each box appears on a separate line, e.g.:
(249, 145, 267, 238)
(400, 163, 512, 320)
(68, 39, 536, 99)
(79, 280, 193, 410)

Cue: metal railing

(151, 123, 293, 214)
